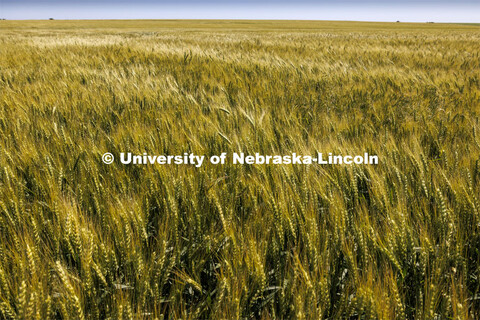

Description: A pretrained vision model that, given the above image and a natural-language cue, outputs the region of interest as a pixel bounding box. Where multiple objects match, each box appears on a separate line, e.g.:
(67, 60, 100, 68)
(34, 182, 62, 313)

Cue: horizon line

(1, 18, 478, 24)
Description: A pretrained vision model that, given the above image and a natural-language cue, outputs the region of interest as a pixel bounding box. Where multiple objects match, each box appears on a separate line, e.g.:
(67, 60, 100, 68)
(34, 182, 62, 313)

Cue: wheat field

(0, 20, 480, 319)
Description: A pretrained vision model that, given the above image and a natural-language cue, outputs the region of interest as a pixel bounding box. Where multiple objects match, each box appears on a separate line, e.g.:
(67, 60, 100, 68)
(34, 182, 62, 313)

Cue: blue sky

(1, 0, 479, 22)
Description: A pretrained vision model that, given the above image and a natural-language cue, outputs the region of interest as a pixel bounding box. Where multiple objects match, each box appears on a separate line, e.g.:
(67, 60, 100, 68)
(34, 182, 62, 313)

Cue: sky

(1, 0, 480, 22)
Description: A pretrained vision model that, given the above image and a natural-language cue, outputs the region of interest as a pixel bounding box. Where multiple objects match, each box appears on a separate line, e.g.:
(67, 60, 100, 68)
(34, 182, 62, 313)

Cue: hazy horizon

(1, 1, 480, 22)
